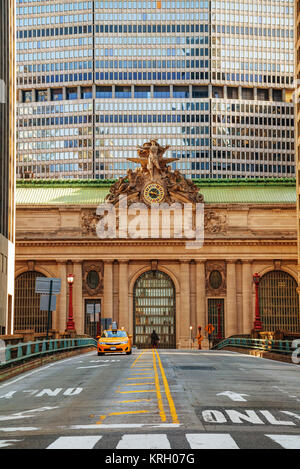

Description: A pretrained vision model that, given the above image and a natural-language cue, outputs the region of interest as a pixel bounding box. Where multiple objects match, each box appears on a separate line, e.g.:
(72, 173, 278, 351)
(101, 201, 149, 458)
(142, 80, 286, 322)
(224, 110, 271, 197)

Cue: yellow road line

(135, 361, 153, 364)
(96, 415, 107, 424)
(152, 349, 166, 423)
(155, 349, 179, 424)
(132, 368, 152, 371)
(96, 410, 150, 424)
(109, 410, 150, 416)
(116, 399, 152, 403)
(126, 375, 153, 380)
(131, 350, 146, 368)
(116, 389, 156, 394)
(130, 372, 154, 376)
(125, 382, 155, 386)
(133, 365, 153, 367)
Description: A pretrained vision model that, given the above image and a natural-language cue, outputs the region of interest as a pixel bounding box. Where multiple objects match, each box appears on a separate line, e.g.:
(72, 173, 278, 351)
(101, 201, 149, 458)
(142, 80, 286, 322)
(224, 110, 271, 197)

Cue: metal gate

(259, 270, 300, 332)
(84, 299, 101, 338)
(14, 271, 48, 333)
(207, 298, 225, 338)
(133, 270, 176, 349)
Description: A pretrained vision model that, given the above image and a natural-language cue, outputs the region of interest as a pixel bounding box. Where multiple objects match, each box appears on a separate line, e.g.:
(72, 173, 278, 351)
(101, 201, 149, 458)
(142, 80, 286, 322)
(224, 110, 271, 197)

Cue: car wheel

(98, 351, 104, 356)
(126, 351, 132, 355)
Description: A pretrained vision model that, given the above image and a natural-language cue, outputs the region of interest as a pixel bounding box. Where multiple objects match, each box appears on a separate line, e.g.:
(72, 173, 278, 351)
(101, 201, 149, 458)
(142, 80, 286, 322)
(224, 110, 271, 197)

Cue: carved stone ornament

(82, 261, 104, 296)
(105, 140, 204, 207)
(204, 210, 227, 235)
(81, 210, 100, 236)
(205, 261, 226, 296)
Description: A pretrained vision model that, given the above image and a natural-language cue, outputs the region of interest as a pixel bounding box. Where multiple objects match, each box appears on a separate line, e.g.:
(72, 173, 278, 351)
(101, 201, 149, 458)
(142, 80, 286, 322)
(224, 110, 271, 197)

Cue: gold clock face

(143, 183, 165, 204)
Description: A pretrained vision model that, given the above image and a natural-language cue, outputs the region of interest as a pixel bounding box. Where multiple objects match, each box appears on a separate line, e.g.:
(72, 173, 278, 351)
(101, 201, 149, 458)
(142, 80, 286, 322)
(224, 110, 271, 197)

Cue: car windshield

(102, 330, 127, 338)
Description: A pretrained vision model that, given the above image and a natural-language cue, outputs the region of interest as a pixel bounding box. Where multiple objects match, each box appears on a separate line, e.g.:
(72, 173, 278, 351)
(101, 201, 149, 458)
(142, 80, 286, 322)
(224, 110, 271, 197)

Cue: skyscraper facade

(16, 0, 295, 180)
(295, 0, 300, 296)
(0, 0, 16, 334)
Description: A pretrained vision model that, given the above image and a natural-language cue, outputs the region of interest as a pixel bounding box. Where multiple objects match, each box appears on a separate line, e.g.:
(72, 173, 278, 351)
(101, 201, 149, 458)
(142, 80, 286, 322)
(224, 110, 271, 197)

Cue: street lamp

(189, 326, 193, 349)
(253, 272, 262, 331)
(66, 273, 76, 331)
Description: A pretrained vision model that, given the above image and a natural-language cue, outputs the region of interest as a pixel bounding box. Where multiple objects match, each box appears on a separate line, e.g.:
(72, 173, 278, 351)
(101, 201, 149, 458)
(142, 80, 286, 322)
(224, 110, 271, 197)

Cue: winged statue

(127, 139, 178, 180)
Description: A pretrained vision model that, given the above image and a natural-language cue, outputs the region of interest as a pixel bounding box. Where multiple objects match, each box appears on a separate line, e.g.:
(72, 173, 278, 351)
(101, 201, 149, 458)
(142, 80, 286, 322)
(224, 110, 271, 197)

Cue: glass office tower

(295, 0, 300, 298)
(16, 0, 295, 180)
(0, 0, 16, 334)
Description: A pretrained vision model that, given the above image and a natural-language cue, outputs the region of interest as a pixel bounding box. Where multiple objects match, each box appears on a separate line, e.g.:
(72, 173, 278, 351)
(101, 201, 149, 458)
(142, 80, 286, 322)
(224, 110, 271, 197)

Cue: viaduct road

(0, 349, 300, 450)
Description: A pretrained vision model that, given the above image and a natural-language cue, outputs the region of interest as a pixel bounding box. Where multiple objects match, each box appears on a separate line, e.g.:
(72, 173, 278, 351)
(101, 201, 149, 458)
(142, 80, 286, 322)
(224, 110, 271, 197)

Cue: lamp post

(217, 302, 222, 340)
(253, 272, 262, 331)
(66, 273, 76, 331)
(189, 326, 193, 349)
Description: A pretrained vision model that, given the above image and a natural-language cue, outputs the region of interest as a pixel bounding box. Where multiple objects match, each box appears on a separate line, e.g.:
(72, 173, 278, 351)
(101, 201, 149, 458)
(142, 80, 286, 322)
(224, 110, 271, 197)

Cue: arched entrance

(14, 271, 48, 333)
(259, 270, 300, 332)
(133, 270, 176, 349)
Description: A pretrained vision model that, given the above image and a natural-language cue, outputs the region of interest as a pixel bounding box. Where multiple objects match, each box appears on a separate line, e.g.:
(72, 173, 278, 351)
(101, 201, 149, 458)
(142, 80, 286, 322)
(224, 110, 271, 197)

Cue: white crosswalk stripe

(0, 439, 22, 448)
(2, 433, 300, 449)
(186, 433, 239, 449)
(265, 434, 300, 449)
(116, 433, 171, 449)
(46, 436, 102, 449)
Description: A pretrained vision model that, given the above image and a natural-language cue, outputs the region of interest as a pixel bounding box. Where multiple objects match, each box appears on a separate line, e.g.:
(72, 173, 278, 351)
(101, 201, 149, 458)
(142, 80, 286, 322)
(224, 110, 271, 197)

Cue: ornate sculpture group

(105, 139, 204, 205)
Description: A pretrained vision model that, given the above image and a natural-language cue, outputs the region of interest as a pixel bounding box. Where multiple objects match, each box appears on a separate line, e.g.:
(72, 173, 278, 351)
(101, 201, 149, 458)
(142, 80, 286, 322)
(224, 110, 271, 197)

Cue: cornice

(16, 239, 297, 247)
(16, 203, 296, 210)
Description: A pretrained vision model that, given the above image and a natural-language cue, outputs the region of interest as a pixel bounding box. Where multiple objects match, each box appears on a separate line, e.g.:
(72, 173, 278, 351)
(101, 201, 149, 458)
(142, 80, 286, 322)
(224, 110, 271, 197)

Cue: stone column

(57, 261, 67, 334)
(236, 261, 243, 333)
(195, 260, 206, 330)
(113, 261, 119, 322)
(72, 261, 84, 335)
(180, 260, 191, 347)
(103, 260, 114, 320)
(118, 260, 129, 331)
(242, 260, 253, 334)
(226, 260, 237, 337)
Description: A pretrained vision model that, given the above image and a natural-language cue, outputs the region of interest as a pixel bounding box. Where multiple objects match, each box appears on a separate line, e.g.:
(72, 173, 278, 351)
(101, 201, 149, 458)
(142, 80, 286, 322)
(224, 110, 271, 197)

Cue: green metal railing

(0, 338, 97, 369)
(212, 337, 294, 356)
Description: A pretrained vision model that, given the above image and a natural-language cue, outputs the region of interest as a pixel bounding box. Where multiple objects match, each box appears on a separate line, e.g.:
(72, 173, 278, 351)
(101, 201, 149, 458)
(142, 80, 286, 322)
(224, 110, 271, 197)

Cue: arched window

(259, 270, 300, 332)
(14, 271, 49, 333)
(133, 270, 176, 349)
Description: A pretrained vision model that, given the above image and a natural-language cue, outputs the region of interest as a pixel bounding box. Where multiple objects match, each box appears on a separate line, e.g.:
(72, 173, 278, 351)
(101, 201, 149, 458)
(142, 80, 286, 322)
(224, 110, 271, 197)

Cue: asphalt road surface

(0, 349, 300, 450)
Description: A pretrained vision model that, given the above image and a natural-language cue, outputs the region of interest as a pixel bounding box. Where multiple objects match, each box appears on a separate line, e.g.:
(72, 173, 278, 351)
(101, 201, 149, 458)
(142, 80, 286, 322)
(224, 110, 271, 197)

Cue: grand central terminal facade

(13, 142, 300, 348)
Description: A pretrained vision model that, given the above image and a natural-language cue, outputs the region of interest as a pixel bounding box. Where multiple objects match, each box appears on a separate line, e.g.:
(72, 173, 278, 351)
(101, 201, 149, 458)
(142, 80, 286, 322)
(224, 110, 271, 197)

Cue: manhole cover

(177, 366, 216, 371)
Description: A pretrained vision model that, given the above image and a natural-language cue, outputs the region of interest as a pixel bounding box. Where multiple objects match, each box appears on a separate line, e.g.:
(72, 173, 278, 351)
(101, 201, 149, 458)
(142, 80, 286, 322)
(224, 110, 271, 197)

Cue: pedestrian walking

(151, 329, 159, 349)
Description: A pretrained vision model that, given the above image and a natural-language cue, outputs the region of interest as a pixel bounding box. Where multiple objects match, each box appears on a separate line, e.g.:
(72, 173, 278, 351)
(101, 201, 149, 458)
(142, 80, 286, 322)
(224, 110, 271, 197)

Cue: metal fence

(0, 337, 97, 368)
(212, 337, 294, 356)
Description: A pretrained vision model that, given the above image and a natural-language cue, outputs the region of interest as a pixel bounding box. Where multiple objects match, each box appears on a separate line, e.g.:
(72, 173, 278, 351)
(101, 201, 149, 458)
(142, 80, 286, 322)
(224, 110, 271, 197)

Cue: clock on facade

(143, 182, 165, 204)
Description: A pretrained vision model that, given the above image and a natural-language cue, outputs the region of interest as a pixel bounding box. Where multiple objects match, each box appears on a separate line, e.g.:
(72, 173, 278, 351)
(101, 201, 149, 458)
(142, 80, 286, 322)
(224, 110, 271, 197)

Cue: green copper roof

(16, 178, 296, 205)
(16, 186, 109, 205)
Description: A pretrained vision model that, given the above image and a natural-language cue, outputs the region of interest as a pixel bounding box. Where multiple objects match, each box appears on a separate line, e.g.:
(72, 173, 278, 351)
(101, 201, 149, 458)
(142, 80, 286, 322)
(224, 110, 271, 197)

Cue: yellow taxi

(97, 326, 132, 356)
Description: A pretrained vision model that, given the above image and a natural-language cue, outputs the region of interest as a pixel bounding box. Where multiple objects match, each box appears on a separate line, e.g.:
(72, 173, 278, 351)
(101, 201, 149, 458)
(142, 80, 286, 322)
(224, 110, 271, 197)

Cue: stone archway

(14, 271, 48, 333)
(259, 270, 300, 332)
(133, 270, 176, 349)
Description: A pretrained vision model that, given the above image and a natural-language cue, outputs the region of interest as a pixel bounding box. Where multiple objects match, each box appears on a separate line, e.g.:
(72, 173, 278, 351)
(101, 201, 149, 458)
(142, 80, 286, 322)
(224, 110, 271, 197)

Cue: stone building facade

(14, 176, 299, 348)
